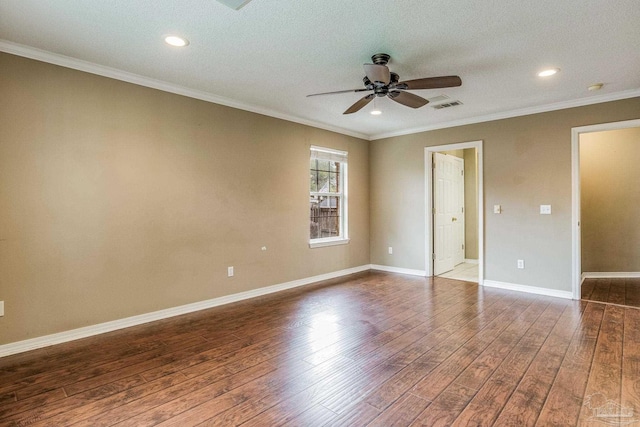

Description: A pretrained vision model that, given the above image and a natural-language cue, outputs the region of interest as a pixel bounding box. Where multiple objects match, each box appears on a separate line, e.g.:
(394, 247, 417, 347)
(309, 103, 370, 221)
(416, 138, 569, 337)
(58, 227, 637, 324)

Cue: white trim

(571, 119, 640, 300)
(310, 146, 348, 156)
(483, 280, 573, 300)
(0, 264, 370, 358)
(582, 272, 640, 279)
(371, 89, 640, 140)
(464, 259, 479, 264)
(0, 40, 368, 141)
(370, 264, 427, 277)
(308, 238, 350, 248)
(425, 141, 484, 284)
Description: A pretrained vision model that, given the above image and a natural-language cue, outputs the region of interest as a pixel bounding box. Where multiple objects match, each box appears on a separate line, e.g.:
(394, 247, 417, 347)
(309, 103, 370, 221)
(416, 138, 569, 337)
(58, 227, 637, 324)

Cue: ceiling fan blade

(363, 64, 391, 85)
(388, 91, 429, 109)
(344, 94, 375, 114)
(398, 76, 462, 90)
(307, 88, 372, 97)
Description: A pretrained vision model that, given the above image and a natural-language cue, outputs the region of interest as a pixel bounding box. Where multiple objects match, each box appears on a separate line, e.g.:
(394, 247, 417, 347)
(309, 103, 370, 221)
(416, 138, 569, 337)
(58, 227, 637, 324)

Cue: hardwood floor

(1, 271, 638, 426)
(582, 277, 640, 308)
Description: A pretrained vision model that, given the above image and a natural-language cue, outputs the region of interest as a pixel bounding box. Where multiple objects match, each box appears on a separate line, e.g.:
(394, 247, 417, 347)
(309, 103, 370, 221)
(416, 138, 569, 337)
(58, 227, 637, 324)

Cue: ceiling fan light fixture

(370, 97, 382, 115)
(307, 54, 462, 114)
(164, 35, 189, 47)
(537, 68, 560, 77)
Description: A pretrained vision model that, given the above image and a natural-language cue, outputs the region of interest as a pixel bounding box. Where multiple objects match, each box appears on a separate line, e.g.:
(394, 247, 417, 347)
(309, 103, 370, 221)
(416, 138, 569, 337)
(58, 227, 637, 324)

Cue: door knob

(452, 217, 457, 222)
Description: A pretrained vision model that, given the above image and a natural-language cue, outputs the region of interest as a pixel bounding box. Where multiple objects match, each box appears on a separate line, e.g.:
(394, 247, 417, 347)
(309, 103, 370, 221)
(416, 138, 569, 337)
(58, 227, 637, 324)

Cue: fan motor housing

(371, 53, 390, 65)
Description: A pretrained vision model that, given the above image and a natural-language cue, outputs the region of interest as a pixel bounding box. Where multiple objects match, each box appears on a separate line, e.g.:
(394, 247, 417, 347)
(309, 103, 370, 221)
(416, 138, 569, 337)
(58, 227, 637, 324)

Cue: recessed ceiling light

(370, 109, 382, 116)
(588, 83, 604, 91)
(164, 35, 189, 47)
(537, 68, 560, 77)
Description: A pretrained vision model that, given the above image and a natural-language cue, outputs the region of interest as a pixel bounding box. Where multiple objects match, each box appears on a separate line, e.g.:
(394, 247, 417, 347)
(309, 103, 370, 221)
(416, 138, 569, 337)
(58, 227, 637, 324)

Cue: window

(309, 146, 348, 247)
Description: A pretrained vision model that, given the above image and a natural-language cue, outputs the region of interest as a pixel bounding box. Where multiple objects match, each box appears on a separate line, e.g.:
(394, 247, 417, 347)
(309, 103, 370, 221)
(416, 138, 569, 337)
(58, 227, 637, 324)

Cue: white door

(433, 153, 465, 275)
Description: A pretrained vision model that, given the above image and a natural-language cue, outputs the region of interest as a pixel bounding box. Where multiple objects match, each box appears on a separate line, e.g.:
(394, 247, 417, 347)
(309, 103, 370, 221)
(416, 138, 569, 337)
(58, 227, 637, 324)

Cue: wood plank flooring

(1, 272, 639, 426)
(582, 277, 640, 308)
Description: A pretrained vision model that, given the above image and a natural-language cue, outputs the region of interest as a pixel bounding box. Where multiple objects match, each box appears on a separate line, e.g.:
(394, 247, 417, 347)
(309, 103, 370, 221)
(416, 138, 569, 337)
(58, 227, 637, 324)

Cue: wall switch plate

(0, 301, 4, 317)
(388, 247, 393, 254)
(517, 259, 525, 269)
(227, 266, 234, 277)
(494, 205, 501, 214)
(540, 205, 551, 214)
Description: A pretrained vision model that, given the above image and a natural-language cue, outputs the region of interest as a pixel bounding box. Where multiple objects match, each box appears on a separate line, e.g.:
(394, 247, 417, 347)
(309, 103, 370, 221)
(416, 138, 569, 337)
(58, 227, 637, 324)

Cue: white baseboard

(464, 259, 479, 264)
(370, 264, 427, 277)
(0, 264, 370, 358)
(582, 272, 640, 279)
(482, 279, 573, 300)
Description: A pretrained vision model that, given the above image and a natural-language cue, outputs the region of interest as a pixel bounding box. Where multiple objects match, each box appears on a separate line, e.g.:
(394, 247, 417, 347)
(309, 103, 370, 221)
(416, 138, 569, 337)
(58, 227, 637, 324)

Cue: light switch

(494, 205, 501, 214)
(540, 205, 551, 215)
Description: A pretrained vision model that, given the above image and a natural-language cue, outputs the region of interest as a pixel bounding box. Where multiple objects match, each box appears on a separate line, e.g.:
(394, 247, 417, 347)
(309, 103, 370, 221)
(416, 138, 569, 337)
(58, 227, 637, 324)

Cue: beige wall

(580, 127, 640, 272)
(370, 98, 640, 291)
(1, 50, 639, 347)
(0, 53, 370, 344)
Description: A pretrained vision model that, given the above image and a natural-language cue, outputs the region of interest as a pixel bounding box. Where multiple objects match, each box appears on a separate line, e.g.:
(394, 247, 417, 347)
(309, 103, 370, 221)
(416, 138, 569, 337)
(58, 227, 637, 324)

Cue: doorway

(425, 141, 484, 284)
(571, 119, 640, 300)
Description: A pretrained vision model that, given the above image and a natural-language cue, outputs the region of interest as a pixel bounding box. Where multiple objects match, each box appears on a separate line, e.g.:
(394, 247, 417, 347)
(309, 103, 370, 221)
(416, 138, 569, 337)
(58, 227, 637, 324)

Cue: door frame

(571, 118, 640, 300)
(425, 140, 484, 283)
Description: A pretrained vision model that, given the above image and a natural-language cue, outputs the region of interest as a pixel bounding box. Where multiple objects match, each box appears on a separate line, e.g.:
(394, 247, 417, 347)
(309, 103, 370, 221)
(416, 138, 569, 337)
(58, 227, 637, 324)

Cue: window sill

(309, 238, 350, 248)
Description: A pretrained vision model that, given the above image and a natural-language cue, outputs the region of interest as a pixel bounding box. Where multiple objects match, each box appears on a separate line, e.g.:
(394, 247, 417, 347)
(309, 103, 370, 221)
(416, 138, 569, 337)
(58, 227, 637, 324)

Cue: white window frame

(309, 146, 349, 248)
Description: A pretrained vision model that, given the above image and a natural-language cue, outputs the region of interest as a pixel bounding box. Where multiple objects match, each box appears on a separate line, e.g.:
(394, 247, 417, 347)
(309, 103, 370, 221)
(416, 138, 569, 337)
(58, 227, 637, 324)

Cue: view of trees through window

(310, 158, 341, 239)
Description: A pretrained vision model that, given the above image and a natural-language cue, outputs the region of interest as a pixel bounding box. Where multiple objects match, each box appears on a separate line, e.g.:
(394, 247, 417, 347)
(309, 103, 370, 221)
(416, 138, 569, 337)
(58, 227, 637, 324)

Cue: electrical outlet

(261, 246, 267, 251)
(227, 266, 234, 277)
(388, 247, 393, 255)
(0, 301, 4, 317)
(540, 205, 551, 214)
(517, 259, 525, 269)
(494, 205, 501, 214)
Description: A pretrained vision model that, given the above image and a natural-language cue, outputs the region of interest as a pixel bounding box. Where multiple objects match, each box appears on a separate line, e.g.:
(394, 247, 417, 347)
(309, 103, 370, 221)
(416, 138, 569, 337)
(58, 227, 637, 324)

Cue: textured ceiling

(1, 0, 639, 139)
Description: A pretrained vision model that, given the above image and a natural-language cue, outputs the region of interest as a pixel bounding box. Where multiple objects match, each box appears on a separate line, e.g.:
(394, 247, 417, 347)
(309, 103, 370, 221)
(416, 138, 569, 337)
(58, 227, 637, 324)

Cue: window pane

(316, 170, 329, 192)
(309, 170, 317, 192)
(309, 196, 340, 238)
(330, 161, 338, 172)
(316, 160, 330, 172)
(329, 171, 340, 192)
(310, 195, 320, 239)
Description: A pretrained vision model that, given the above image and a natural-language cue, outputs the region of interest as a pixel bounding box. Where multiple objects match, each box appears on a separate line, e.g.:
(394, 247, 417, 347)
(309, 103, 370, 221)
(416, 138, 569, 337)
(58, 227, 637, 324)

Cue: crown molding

(370, 89, 640, 140)
(0, 40, 369, 141)
(2, 40, 639, 143)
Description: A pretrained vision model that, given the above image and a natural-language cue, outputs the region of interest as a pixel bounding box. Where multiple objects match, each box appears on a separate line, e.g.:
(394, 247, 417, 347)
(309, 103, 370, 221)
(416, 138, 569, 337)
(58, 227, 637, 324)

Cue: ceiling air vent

(427, 94, 449, 103)
(432, 100, 463, 110)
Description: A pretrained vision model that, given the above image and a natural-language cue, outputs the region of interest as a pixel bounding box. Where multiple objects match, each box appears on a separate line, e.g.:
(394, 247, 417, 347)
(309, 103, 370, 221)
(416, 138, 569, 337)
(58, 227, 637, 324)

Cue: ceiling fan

(307, 53, 462, 114)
